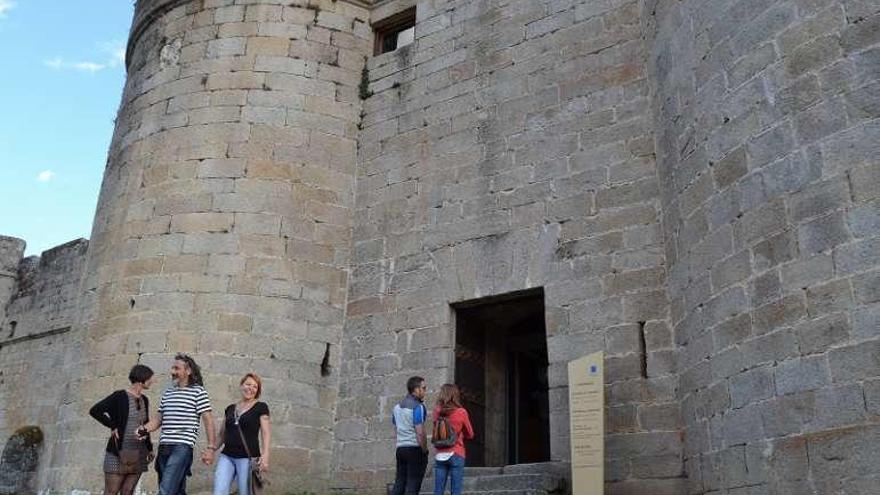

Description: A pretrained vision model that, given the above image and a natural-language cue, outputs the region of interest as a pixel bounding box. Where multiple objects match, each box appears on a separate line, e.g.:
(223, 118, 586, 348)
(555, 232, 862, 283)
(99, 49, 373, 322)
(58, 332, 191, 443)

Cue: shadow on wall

(0, 426, 43, 495)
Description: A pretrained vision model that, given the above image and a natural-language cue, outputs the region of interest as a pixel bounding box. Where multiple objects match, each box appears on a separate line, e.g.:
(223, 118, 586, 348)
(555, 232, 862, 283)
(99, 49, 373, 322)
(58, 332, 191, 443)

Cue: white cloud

(44, 58, 107, 73)
(0, 0, 15, 18)
(72, 61, 107, 72)
(37, 170, 55, 182)
(44, 40, 125, 74)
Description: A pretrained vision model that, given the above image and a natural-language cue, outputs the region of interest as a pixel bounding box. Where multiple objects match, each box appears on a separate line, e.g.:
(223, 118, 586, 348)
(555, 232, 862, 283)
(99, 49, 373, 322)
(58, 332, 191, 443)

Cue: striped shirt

(157, 385, 211, 447)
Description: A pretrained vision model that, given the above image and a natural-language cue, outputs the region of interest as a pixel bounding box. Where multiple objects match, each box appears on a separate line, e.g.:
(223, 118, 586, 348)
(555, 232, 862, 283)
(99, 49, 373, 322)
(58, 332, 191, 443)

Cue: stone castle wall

(0, 238, 89, 493)
(336, 0, 681, 491)
(0, 0, 877, 494)
(647, 0, 880, 493)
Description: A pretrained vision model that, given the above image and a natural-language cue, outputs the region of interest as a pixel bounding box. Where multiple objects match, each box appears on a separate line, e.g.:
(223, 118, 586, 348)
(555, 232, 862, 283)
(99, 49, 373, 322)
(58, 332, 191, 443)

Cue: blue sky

(0, 0, 134, 256)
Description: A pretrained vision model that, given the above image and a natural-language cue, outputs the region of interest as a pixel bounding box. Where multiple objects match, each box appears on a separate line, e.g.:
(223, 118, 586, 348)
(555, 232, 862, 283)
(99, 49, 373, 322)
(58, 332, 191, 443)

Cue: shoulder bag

(236, 419, 268, 494)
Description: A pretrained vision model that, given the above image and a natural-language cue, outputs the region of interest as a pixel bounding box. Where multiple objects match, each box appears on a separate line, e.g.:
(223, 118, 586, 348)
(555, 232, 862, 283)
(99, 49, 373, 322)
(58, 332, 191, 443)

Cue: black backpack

(432, 412, 457, 448)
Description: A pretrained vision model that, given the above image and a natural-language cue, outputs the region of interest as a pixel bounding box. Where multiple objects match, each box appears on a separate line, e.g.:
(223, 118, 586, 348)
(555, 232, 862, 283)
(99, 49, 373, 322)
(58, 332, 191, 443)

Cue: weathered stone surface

(2, 0, 879, 494)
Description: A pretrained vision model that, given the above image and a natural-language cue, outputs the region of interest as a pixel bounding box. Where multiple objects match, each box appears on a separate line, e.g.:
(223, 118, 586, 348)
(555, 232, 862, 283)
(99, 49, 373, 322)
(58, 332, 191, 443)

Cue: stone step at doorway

(416, 462, 570, 495)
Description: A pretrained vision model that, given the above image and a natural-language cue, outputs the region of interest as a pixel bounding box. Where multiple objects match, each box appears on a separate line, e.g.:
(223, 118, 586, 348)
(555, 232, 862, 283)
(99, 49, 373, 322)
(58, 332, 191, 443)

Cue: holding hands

(201, 447, 216, 466)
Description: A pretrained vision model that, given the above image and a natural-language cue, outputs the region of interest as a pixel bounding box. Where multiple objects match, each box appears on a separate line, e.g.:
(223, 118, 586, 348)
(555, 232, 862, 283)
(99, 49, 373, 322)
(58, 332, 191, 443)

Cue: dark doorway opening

(452, 288, 551, 467)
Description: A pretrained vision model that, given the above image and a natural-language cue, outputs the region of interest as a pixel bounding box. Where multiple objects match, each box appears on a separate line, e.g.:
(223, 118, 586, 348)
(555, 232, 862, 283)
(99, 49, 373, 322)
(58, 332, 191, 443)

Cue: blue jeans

(433, 454, 465, 495)
(155, 443, 193, 495)
(213, 453, 251, 495)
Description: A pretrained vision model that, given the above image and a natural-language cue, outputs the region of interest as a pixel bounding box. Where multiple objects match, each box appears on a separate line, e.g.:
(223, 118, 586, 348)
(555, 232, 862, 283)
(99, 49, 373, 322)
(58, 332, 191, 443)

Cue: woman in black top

(89, 364, 155, 495)
(212, 372, 271, 495)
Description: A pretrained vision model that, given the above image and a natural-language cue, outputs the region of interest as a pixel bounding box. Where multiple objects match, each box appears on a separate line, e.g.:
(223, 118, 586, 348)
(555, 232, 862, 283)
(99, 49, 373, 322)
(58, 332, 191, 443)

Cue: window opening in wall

(452, 288, 551, 467)
(373, 7, 416, 55)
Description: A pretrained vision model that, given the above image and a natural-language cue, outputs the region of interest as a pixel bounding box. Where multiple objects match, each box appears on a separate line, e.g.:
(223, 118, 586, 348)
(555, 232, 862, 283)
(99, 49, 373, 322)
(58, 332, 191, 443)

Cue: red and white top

(432, 406, 475, 459)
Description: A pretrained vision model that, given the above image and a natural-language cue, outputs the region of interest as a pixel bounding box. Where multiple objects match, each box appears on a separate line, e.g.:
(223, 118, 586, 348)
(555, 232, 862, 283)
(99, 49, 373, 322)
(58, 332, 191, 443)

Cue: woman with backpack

(431, 383, 474, 495)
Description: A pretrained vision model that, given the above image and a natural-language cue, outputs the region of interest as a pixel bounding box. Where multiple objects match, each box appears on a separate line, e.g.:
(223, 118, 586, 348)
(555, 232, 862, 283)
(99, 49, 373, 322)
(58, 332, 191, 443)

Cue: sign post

(568, 351, 604, 494)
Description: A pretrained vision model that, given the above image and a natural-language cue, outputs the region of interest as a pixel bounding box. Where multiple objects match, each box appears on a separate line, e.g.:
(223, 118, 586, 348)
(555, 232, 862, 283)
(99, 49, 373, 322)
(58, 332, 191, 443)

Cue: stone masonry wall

(0, 238, 88, 492)
(45, 0, 373, 492)
(0, 237, 25, 329)
(335, 0, 683, 492)
(647, 0, 880, 493)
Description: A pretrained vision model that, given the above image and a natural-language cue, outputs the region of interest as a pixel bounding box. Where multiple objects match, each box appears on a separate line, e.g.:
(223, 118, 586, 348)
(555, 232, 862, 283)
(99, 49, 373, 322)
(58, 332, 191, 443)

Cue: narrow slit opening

(320, 343, 331, 377)
(638, 321, 647, 379)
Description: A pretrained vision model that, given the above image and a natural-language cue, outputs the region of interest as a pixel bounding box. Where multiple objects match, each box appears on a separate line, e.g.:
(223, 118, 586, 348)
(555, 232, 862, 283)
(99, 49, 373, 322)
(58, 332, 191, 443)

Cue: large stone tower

(49, 0, 372, 491)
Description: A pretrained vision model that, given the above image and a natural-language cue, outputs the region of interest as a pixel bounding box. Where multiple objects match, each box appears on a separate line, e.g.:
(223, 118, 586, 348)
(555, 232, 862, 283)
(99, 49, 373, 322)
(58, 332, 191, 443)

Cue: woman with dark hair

(431, 384, 474, 495)
(211, 373, 271, 495)
(89, 364, 156, 495)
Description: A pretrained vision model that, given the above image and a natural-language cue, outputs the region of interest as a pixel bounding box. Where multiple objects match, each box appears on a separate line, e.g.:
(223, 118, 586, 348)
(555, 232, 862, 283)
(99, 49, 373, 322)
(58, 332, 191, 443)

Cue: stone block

(729, 366, 776, 408)
(828, 340, 880, 382)
(760, 392, 815, 438)
(723, 404, 765, 445)
(736, 199, 787, 246)
(852, 269, 880, 304)
(197, 158, 246, 178)
(849, 162, 880, 202)
(750, 269, 782, 307)
(781, 254, 834, 291)
(762, 152, 821, 198)
(607, 431, 682, 457)
(748, 123, 795, 169)
(789, 178, 851, 223)
(776, 75, 821, 115)
(711, 250, 752, 291)
(796, 313, 851, 355)
(834, 237, 880, 274)
(785, 35, 842, 77)
(206, 37, 247, 58)
(847, 201, 880, 238)
(840, 12, 880, 53)
(644, 320, 673, 349)
(170, 213, 234, 233)
(257, 22, 308, 40)
(845, 80, 880, 122)
(775, 355, 831, 395)
(214, 5, 245, 23)
(605, 324, 641, 355)
(806, 279, 853, 316)
(753, 294, 807, 335)
(638, 402, 680, 431)
(769, 436, 810, 482)
(648, 349, 677, 377)
(741, 329, 800, 369)
(807, 423, 880, 483)
(810, 383, 867, 430)
(798, 211, 852, 255)
(712, 313, 752, 350)
(852, 302, 880, 340)
(752, 230, 797, 271)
